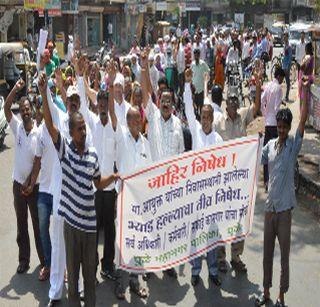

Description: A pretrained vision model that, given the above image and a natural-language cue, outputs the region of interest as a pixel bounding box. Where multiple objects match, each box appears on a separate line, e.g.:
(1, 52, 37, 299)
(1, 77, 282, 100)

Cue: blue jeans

(37, 192, 53, 267)
(190, 248, 218, 276)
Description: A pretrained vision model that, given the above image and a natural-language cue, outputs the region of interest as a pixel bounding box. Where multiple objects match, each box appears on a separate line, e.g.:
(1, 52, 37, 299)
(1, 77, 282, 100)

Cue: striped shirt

(55, 132, 101, 232)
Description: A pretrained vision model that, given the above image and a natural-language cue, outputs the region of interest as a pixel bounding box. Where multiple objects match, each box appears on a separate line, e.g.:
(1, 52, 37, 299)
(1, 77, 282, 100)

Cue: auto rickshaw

(0, 42, 37, 100)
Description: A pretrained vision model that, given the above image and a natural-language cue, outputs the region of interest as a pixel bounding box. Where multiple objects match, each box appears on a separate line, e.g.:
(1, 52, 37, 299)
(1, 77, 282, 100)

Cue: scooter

(0, 96, 7, 148)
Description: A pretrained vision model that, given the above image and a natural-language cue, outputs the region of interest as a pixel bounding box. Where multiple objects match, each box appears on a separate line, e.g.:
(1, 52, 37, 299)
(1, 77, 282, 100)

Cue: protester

(298, 42, 314, 110)
(255, 95, 309, 307)
(261, 67, 286, 191)
(183, 69, 223, 287)
(47, 41, 60, 68)
(141, 48, 184, 278)
(4, 79, 45, 275)
(282, 32, 293, 102)
(215, 65, 262, 273)
(191, 48, 210, 119)
(295, 31, 306, 73)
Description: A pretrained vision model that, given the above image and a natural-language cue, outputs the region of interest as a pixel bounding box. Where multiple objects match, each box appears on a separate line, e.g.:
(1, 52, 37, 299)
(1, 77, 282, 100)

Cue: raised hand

(38, 72, 48, 95)
(14, 79, 25, 92)
(140, 48, 150, 70)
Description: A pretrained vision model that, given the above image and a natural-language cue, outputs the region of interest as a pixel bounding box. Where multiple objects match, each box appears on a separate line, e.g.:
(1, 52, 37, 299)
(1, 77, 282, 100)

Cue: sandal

(255, 294, 270, 306)
(129, 281, 148, 298)
(39, 267, 50, 281)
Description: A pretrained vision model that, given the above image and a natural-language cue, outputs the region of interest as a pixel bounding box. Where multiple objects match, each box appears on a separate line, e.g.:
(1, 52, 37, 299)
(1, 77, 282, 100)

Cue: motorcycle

(0, 96, 7, 148)
(95, 41, 113, 64)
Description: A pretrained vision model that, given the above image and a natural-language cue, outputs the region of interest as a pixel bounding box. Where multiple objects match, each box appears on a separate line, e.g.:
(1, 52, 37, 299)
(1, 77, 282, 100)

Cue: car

(270, 24, 284, 47)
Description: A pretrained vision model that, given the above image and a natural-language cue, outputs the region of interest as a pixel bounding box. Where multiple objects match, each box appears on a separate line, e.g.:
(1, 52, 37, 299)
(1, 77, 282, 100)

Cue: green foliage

(197, 16, 208, 29)
(316, 0, 320, 13)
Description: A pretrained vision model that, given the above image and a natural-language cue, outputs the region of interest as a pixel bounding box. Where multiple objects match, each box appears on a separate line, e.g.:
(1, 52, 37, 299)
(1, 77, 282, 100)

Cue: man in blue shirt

(282, 33, 292, 101)
(255, 98, 309, 307)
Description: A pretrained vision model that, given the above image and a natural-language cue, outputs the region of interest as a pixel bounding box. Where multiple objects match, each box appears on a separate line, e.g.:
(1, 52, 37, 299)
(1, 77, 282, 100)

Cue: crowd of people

(3, 24, 313, 307)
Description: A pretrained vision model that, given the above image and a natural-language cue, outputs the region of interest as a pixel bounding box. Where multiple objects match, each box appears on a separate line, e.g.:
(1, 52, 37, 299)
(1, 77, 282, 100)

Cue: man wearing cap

(41, 56, 93, 307)
(113, 73, 131, 127)
(131, 54, 141, 83)
(214, 67, 262, 274)
(149, 54, 160, 93)
(191, 48, 210, 120)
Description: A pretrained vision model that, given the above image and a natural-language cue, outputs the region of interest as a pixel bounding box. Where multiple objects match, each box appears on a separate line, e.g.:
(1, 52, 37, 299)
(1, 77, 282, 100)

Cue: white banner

(116, 135, 263, 273)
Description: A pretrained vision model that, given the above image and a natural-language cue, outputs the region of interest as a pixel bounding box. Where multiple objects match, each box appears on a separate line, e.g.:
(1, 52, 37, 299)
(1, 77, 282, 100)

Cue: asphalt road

(0, 48, 319, 307)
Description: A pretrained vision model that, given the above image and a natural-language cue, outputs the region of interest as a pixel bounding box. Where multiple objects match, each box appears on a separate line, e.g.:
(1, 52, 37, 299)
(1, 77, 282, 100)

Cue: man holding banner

(183, 69, 223, 286)
(141, 48, 185, 279)
(107, 62, 152, 300)
(214, 65, 262, 274)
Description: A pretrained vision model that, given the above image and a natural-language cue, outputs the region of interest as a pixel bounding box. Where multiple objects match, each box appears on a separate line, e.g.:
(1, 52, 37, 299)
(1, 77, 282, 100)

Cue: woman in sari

(214, 46, 225, 90)
(299, 42, 314, 109)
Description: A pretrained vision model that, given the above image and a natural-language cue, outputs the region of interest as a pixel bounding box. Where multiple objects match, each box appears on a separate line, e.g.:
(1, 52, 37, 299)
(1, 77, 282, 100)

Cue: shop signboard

(24, 0, 45, 10)
(185, 0, 200, 11)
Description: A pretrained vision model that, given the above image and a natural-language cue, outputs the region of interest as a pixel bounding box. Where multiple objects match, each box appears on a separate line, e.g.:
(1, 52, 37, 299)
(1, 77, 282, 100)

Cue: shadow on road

(0, 266, 49, 306)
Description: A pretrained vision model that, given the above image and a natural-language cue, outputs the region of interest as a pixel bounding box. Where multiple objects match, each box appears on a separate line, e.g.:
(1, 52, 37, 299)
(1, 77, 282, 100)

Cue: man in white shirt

(131, 54, 141, 83)
(107, 65, 152, 299)
(191, 48, 210, 120)
(261, 66, 285, 191)
(141, 48, 185, 278)
(211, 84, 224, 126)
(183, 75, 223, 287)
(4, 79, 44, 275)
(226, 40, 240, 66)
(113, 73, 131, 127)
(176, 41, 186, 95)
(26, 120, 59, 282)
(295, 31, 306, 72)
(79, 76, 118, 280)
(148, 54, 160, 93)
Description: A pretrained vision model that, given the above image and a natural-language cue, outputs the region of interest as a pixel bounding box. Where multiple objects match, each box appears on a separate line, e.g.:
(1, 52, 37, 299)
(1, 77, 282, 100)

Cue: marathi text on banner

(115, 135, 263, 273)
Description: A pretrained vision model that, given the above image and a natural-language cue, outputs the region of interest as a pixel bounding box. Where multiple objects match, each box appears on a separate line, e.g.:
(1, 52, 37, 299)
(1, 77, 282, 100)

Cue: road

(0, 49, 319, 307)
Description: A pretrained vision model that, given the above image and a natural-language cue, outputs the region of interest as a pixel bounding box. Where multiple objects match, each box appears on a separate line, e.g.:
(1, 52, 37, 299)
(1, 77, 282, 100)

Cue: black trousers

(95, 189, 117, 271)
(194, 91, 204, 121)
(263, 126, 278, 184)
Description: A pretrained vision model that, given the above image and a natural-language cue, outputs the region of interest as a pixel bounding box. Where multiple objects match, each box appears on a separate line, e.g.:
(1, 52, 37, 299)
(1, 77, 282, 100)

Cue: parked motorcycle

(0, 96, 7, 148)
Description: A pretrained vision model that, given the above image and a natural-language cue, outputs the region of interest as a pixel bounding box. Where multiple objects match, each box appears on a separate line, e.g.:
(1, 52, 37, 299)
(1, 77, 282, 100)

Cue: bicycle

(270, 54, 298, 84)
